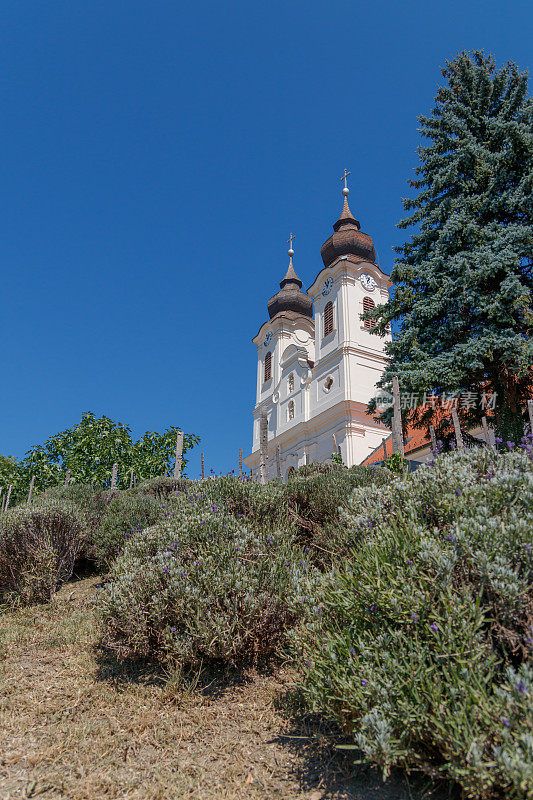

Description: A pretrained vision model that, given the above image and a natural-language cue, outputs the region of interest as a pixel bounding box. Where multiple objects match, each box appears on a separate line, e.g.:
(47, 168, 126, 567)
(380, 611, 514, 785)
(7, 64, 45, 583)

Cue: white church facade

(244, 177, 392, 479)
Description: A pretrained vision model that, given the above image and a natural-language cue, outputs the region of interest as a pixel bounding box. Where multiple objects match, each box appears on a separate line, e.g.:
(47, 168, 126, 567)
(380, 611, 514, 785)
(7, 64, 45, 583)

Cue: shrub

(97, 493, 313, 669)
(94, 493, 161, 568)
(0, 500, 84, 604)
(208, 476, 288, 530)
(290, 449, 533, 799)
(207, 466, 393, 565)
(281, 464, 393, 553)
(133, 475, 190, 501)
(42, 484, 112, 560)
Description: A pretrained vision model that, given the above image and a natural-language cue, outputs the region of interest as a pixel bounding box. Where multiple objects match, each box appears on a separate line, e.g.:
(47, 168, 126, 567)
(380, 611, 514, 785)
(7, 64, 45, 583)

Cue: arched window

(288, 400, 295, 420)
(288, 373, 294, 394)
(324, 301, 334, 337)
(363, 297, 376, 329)
(264, 351, 272, 382)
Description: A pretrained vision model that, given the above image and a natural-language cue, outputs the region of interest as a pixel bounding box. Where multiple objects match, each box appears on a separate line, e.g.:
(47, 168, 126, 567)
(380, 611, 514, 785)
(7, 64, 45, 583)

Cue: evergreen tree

(369, 51, 533, 442)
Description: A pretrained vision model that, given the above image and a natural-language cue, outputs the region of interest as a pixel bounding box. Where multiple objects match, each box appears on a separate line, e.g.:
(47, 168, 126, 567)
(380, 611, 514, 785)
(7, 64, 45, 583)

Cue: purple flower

(525, 545, 531, 553)
(411, 612, 419, 622)
(506, 441, 515, 450)
(501, 717, 510, 728)
(430, 623, 439, 632)
(455, 488, 462, 497)
(361, 679, 367, 686)
(163, 567, 169, 573)
(369, 604, 375, 612)
(517, 681, 527, 694)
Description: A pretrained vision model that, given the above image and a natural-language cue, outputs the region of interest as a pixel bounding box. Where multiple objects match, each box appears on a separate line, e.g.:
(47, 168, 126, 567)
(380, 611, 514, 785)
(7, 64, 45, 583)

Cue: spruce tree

(370, 51, 533, 442)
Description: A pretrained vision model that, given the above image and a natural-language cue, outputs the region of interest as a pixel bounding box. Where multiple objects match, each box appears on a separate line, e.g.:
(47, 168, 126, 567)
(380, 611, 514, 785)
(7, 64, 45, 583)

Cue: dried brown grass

(0, 576, 447, 800)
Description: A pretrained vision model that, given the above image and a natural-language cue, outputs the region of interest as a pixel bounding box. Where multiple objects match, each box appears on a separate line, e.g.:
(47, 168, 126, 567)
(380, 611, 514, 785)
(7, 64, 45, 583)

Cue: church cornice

(252, 311, 315, 346)
(311, 343, 389, 374)
(307, 256, 391, 298)
(245, 398, 389, 459)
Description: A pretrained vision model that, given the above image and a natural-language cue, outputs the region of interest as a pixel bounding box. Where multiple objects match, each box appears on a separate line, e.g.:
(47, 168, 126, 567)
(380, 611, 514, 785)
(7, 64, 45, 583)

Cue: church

(244, 175, 392, 479)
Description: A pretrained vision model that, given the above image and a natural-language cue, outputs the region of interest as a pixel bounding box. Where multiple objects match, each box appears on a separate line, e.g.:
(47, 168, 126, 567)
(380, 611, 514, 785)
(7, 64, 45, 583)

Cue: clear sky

(1, 0, 531, 478)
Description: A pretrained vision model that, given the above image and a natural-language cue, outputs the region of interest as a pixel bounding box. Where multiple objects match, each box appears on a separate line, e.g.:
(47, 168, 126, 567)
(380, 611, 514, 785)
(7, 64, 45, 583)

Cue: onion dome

(267, 236, 313, 320)
(320, 181, 376, 267)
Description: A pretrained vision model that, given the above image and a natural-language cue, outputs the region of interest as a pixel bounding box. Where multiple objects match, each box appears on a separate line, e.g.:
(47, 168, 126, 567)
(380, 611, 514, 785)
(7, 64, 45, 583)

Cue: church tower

(244, 174, 391, 479)
(249, 236, 315, 460)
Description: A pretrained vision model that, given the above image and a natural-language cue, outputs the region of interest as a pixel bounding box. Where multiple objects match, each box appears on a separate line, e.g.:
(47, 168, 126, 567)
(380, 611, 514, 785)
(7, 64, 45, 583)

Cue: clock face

(322, 277, 333, 296)
(263, 331, 272, 347)
(360, 273, 376, 291)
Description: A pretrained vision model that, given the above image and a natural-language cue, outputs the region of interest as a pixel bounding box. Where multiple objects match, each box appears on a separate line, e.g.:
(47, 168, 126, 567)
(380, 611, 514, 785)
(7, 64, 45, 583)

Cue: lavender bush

(290, 449, 533, 799)
(0, 499, 84, 604)
(97, 489, 314, 668)
(94, 492, 161, 568)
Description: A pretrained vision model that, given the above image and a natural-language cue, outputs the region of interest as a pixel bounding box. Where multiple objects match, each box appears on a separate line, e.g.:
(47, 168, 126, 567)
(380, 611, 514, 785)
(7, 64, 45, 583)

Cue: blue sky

(1, 0, 531, 478)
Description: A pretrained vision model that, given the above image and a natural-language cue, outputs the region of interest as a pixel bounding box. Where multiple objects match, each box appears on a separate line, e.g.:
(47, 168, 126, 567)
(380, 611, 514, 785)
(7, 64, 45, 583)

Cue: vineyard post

(174, 431, 184, 479)
(391, 377, 405, 456)
(451, 409, 464, 451)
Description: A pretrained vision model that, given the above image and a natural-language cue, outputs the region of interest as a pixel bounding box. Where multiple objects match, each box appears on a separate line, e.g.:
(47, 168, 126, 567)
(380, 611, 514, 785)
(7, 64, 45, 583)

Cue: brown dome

(320, 195, 376, 267)
(267, 259, 313, 320)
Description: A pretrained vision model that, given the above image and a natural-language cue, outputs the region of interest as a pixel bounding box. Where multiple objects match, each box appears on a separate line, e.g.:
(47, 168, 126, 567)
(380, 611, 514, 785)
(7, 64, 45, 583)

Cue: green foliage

(0, 454, 26, 507)
(207, 466, 393, 564)
(208, 475, 289, 531)
(290, 449, 533, 798)
(2, 412, 199, 503)
(96, 466, 394, 671)
(493, 665, 533, 799)
(382, 452, 407, 475)
(95, 493, 161, 568)
(0, 500, 84, 605)
(97, 490, 312, 668)
(42, 484, 116, 560)
(133, 475, 190, 502)
(368, 51, 533, 438)
(280, 465, 393, 562)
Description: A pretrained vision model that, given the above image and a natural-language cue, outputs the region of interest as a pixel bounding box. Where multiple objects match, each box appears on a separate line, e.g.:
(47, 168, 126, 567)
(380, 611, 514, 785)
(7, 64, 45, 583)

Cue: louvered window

(324, 301, 334, 337)
(363, 297, 376, 329)
(288, 374, 294, 394)
(264, 351, 272, 382)
(288, 400, 295, 420)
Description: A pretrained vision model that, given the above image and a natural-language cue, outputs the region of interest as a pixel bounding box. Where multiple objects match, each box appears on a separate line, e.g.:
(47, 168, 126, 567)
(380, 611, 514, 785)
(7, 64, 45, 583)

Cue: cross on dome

(287, 232, 295, 257)
(340, 168, 351, 196)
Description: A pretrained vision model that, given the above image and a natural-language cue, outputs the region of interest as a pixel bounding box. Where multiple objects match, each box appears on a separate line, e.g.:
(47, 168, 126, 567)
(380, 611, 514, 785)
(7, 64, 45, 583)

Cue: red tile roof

(361, 406, 455, 466)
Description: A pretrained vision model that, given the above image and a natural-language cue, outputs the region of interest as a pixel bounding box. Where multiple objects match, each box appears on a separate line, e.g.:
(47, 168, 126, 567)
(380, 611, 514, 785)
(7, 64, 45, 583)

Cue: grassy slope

(0, 576, 449, 800)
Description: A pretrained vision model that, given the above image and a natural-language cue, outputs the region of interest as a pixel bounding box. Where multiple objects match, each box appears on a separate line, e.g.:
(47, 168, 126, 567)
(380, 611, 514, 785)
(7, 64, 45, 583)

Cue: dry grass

(0, 576, 451, 800)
